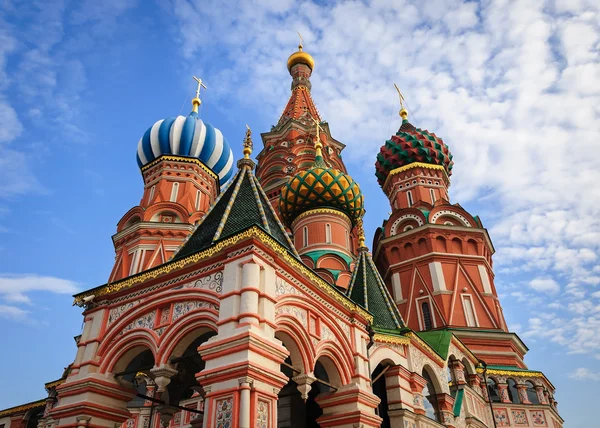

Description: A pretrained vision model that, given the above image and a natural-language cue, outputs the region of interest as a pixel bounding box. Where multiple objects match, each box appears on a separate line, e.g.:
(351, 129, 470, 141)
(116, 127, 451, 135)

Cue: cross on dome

(192, 75, 207, 113)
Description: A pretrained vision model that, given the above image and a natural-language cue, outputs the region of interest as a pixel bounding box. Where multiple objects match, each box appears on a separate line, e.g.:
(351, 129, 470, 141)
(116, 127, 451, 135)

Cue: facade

(0, 44, 563, 428)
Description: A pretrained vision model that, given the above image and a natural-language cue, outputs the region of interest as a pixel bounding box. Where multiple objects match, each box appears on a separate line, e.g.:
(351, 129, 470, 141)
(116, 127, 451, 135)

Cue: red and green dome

(375, 119, 454, 186)
(279, 155, 364, 227)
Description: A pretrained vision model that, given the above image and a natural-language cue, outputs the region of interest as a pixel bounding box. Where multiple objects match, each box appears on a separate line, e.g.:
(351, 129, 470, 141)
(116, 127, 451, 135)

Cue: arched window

(430, 188, 436, 204)
(422, 369, 440, 422)
(170, 182, 179, 202)
(526, 381, 539, 404)
(422, 301, 433, 330)
(148, 185, 156, 203)
(303, 226, 308, 248)
(325, 223, 332, 244)
(507, 378, 520, 404)
(487, 378, 501, 402)
(345, 230, 349, 248)
(407, 191, 414, 207)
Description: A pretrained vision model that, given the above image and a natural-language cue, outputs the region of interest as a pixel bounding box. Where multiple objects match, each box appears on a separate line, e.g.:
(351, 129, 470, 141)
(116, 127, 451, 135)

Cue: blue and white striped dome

(136, 111, 234, 185)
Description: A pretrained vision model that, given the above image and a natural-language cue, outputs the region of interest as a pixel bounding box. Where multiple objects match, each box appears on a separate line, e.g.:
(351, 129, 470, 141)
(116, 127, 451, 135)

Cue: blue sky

(0, 1, 598, 426)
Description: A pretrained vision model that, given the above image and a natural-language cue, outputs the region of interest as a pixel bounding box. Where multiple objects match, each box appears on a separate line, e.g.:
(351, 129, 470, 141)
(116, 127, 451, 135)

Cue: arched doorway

(277, 359, 331, 428)
(371, 363, 391, 428)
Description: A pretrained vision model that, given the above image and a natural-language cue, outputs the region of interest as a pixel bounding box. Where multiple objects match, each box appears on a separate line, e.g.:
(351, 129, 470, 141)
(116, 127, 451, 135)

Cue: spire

(175, 127, 299, 260)
(309, 115, 326, 167)
(347, 223, 405, 331)
(279, 39, 321, 125)
(394, 83, 408, 121)
(191, 76, 207, 113)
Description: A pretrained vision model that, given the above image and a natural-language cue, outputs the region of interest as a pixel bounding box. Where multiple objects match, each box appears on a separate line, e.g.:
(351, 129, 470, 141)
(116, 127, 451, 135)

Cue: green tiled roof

(346, 248, 404, 330)
(175, 160, 299, 260)
(416, 330, 453, 360)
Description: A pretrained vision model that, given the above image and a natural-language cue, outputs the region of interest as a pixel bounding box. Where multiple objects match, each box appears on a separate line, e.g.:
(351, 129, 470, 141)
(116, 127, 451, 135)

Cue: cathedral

(0, 43, 563, 428)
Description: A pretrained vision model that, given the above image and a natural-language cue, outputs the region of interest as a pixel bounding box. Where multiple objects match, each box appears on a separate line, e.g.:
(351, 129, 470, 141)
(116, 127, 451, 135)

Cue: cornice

(74, 226, 373, 323)
(140, 155, 219, 183)
(383, 162, 448, 190)
(0, 400, 45, 418)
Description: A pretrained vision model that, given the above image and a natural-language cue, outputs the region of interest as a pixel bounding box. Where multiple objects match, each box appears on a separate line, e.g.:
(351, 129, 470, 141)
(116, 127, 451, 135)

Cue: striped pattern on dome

(136, 111, 234, 185)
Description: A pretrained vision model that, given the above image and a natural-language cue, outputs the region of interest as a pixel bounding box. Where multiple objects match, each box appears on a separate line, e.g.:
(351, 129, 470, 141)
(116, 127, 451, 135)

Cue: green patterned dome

(375, 118, 454, 186)
(279, 155, 364, 226)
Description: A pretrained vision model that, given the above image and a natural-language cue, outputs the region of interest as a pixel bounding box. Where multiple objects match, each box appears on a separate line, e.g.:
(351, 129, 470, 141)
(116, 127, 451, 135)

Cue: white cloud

(0, 274, 79, 305)
(0, 304, 29, 322)
(569, 367, 600, 381)
(529, 278, 560, 294)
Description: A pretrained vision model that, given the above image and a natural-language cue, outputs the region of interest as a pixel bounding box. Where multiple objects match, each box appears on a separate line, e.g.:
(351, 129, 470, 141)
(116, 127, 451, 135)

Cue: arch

(417, 237, 428, 254)
(158, 319, 218, 364)
(404, 242, 415, 259)
(143, 201, 189, 223)
(301, 255, 315, 268)
(369, 346, 403, 370)
(451, 238, 462, 254)
(101, 333, 158, 374)
(275, 317, 315, 374)
(430, 209, 473, 227)
(314, 348, 347, 387)
(422, 366, 441, 422)
(317, 254, 348, 271)
(390, 246, 401, 263)
(466, 239, 478, 255)
(389, 213, 425, 235)
(117, 206, 144, 232)
(372, 362, 391, 428)
(336, 271, 352, 290)
(150, 210, 182, 223)
(487, 377, 501, 402)
(435, 236, 447, 252)
(525, 380, 540, 404)
(507, 378, 520, 403)
(461, 357, 475, 376)
(315, 268, 335, 284)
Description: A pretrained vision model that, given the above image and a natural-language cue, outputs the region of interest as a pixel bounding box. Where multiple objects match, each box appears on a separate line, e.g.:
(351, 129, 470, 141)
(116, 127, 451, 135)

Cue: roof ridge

(213, 166, 248, 241)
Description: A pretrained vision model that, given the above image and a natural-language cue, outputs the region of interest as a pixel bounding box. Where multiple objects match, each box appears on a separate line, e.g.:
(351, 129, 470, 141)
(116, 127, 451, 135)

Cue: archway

(371, 363, 391, 428)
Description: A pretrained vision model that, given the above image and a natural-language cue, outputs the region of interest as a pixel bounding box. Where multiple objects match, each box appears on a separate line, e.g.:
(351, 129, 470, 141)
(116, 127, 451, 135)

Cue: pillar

(449, 360, 467, 385)
(497, 383, 511, 403)
(316, 383, 382, 428)
(238, 377, 252, 428)
(436, 393, 456, 428)
(409, 372, 427, 415)
(468, 373, 481, 394)
(517, 384, 531, 404)
(536, 385, 548, 404)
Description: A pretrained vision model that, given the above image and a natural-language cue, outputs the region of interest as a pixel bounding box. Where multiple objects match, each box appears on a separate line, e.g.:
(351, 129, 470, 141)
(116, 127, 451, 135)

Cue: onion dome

(375, 109, 453, 187)
(287, 43, 314, 71)
(279, 149, 364, 227)
(136, 101, 234, 185)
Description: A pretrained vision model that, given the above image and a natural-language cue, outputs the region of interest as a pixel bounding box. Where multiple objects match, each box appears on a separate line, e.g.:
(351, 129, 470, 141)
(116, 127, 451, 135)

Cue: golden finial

(243, 124, 253, 159)
(309, 115, 325, 157)
(357, 218, 366, 248)
(394, 83, 408, 120)
(297, 31, 304, 51)
(192, 76, 207, 113)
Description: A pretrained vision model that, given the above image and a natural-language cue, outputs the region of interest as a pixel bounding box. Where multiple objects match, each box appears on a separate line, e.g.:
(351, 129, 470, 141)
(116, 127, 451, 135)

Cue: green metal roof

(175, 160, 299, 260)
(453, 388, 464, 417)
(416, 330, 453, 360)
(303, 249, 353, 268)
(346, 248, 405, 331)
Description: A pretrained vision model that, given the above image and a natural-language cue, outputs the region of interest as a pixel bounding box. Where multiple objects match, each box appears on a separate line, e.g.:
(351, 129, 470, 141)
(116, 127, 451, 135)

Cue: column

(536, 385, 548, 405)
(238, 377, 253, 428)
(150, 365, 178, 428)
(239, 263, 261, 326)
(386, 366, 418, 428)
(449, 360, 467, 385)
(517, 384, 531, 404)
(315, 383, 382, 428)
(468, 374, 481, 394)
(497, 383, 511, 403)
(409, 372, 427, 415)
(436, 393, 456, 428)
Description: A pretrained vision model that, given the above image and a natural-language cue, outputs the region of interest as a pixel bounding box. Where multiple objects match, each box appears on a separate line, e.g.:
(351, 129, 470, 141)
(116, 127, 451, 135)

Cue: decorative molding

(74, 227, 372, 324)
(389, 214, 425, 235)
(384, 162, 448, 188)
(373, 333, 410, 345)
(430, 210, 471, 227)
(291, 208, 351, 227)
(0, 400, 45, 417)
(140, 155, 218, 182)
(476, 368, 544, 378)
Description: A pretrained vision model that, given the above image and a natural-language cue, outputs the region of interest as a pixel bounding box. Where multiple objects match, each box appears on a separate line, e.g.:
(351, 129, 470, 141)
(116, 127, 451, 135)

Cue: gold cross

(394, 83, 405, 110)
(193, 76, 207, 99)
(297, 31, 304, 50)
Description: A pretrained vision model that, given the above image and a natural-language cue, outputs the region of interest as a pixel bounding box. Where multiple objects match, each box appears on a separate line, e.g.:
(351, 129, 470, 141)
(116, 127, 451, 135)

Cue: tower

(372, 94, 521, 367)
(255, 40, 347, 212)
(108, 81, 234, 282)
